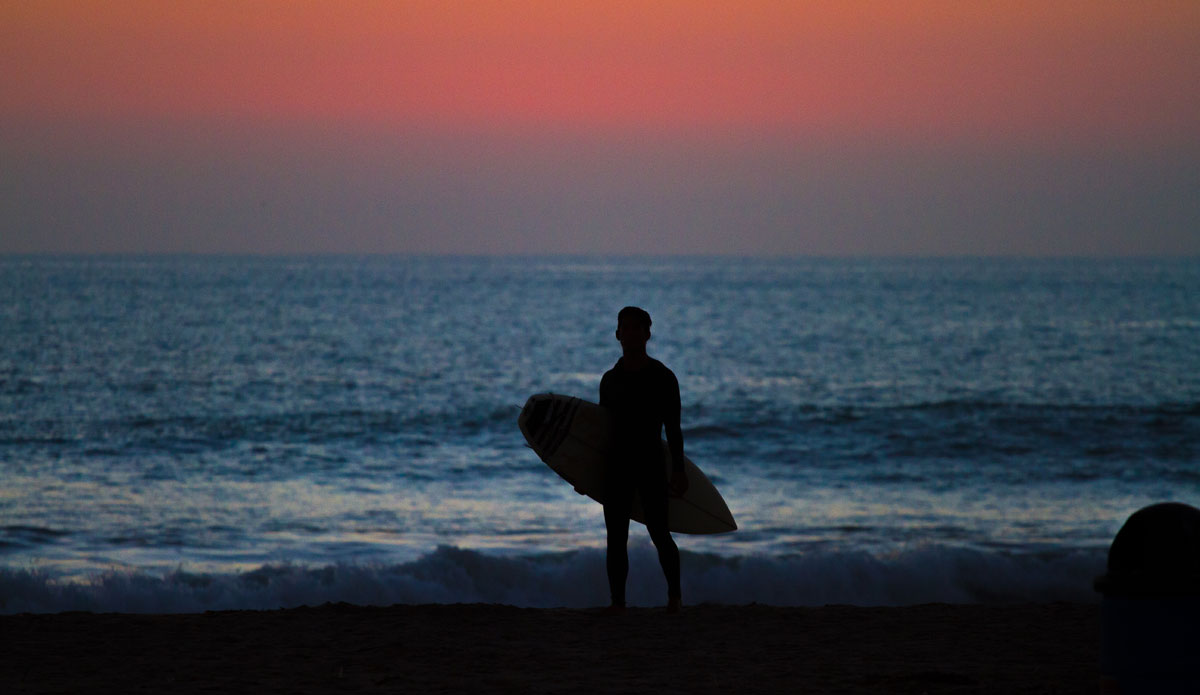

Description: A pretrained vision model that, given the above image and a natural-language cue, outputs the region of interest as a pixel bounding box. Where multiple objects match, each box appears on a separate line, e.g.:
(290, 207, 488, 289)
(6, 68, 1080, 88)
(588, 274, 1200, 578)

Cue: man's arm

(663, 369, 688, 494)
(599, 370, 611, 407)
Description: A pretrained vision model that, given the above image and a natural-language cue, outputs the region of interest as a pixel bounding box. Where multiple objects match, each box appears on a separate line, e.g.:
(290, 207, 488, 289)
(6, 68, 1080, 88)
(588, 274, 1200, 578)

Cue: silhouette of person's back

(599, 306, 688, 612)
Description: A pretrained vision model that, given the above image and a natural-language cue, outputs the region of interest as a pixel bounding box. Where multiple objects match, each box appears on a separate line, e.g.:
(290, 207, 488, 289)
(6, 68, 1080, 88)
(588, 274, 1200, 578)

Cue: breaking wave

(1, 544, 1104, 614)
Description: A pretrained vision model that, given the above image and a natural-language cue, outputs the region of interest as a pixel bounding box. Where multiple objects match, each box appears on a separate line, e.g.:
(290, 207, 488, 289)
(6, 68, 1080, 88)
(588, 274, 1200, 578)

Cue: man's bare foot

(666, 597, 682, 614)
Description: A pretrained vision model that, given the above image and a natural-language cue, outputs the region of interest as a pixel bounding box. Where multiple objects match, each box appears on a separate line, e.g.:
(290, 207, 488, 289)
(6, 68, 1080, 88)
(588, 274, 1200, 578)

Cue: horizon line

(3, 251, 1197, 261)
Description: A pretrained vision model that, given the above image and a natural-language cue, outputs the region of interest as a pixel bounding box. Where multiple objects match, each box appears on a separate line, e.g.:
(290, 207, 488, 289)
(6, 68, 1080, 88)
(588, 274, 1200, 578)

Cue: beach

(3, 601, 1099, 694)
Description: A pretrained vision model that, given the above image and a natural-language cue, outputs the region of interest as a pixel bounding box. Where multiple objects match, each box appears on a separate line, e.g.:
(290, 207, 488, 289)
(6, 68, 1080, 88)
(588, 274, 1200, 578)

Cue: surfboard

(519, 393, 736, 534)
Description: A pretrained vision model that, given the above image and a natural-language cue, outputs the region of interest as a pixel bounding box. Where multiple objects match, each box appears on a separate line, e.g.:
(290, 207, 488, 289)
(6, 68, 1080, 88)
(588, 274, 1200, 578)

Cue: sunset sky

(3, 1, 1198, 255)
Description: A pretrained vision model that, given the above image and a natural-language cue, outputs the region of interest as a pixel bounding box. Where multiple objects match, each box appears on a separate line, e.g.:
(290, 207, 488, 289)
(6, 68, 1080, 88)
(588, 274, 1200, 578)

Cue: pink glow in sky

(6, 1, 1198, 141)
(3, 2, 1198, 254)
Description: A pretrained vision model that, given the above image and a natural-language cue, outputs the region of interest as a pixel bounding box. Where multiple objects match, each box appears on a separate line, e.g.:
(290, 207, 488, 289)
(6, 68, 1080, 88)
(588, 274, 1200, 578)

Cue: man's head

(617, 306, 651, 332)
(616, 306, 652, 352)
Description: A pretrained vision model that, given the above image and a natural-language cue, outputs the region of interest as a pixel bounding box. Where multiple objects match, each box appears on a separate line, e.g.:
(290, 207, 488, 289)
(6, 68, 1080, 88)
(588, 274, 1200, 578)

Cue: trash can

(1094, 502, 1200, 694)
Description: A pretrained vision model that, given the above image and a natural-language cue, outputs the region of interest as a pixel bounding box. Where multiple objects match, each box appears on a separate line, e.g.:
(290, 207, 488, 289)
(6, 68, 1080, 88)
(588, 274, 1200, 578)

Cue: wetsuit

(599, 356, 683, 605)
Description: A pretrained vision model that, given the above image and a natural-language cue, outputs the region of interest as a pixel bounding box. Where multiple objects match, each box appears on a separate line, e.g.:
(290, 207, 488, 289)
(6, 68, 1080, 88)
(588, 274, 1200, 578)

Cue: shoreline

(3, 601, 1099, 694)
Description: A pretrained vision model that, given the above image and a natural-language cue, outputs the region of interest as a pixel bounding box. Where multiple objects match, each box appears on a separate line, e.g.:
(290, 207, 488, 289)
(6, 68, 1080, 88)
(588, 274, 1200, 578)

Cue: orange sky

(5, 0, 1199, 143)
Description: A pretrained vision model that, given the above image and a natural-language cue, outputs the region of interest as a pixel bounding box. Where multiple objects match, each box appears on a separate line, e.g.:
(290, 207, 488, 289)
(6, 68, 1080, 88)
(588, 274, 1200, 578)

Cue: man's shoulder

(648, 358, 678, 381)
(599, 363, 620, 390)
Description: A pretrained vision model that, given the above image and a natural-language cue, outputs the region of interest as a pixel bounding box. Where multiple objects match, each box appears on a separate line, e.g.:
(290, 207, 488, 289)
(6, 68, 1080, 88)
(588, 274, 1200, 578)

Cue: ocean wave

(0, 544, 1105, 614)
(695, 399, 1200, 427)
(0, 405, 524, 460)
(684, 399, 1199, 478)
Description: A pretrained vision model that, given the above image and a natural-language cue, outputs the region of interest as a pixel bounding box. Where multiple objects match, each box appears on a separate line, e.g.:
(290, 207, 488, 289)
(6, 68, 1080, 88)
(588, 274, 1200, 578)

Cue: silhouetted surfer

(599, 306, 688, 613)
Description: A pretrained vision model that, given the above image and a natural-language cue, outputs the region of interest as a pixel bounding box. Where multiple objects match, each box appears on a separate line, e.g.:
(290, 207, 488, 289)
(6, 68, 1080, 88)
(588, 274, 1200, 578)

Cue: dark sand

(3, 602, 1099, 694)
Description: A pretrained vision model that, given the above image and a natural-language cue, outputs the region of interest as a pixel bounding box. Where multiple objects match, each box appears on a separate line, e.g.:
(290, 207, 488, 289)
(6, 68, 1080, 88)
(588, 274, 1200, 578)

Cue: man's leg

(641, 476, 681, 604)
(603, 483, 634, 607)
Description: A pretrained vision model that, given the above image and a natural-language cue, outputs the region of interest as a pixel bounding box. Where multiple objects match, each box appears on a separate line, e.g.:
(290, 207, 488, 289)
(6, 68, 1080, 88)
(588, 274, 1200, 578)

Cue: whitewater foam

(1, 544, 1104, 614)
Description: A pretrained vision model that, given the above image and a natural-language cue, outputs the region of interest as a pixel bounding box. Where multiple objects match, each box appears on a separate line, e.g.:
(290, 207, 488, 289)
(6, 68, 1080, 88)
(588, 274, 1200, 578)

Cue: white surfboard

(519, 393, 736, 534)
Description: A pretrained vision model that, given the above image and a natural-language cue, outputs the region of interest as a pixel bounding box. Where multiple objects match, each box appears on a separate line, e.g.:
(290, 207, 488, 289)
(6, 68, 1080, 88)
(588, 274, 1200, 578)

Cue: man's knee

(647, 524, 675, 548)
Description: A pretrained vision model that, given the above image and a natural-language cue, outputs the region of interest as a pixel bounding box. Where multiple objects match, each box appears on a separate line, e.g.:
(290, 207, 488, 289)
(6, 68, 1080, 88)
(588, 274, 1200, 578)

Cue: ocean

(2, 256, 1197, 612)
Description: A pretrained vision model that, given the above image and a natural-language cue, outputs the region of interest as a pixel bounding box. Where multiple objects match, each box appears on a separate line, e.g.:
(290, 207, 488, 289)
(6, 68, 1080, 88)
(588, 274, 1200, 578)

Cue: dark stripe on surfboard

(541, 397, 581, 459)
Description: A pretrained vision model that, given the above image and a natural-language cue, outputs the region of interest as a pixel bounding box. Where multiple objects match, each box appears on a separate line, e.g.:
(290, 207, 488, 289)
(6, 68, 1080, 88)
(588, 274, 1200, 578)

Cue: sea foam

(0, 544, 1104, 614)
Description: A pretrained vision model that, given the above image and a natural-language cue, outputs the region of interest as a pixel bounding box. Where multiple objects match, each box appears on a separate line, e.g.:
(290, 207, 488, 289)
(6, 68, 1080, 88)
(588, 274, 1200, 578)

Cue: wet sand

(3, 602, 1099, 694)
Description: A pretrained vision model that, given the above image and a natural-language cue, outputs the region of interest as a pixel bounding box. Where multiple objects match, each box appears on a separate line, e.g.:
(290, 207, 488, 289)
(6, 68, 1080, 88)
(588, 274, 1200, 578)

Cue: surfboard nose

(520, 394, 582, 459)
(521, 396, 552, 441)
